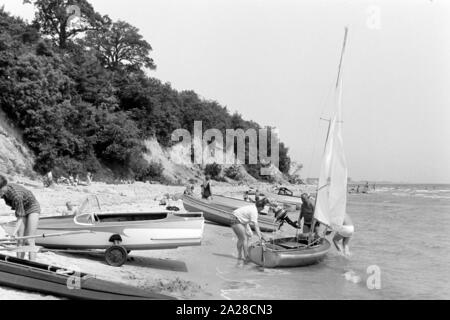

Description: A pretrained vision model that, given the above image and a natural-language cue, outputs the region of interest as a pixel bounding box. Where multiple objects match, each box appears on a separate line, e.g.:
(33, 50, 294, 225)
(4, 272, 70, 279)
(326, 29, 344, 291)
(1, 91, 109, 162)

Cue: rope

(305, 81, 335, 181)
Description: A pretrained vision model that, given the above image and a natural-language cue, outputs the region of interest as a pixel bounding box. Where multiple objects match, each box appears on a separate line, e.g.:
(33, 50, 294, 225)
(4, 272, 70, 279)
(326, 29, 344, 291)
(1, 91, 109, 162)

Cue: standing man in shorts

(333, 214, 355, 257)
(0, 175, 41, 261)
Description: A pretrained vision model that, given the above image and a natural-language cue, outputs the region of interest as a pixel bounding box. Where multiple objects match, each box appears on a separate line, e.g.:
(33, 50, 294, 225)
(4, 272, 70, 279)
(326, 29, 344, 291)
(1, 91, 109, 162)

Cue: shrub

(204, 163, 222, 180)
(131, 156, 164, 182)
(224, 165, 241, 180)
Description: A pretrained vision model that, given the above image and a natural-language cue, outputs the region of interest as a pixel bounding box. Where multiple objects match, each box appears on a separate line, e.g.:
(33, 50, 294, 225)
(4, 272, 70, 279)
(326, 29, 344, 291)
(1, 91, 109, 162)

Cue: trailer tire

(105, 245, 128, 267)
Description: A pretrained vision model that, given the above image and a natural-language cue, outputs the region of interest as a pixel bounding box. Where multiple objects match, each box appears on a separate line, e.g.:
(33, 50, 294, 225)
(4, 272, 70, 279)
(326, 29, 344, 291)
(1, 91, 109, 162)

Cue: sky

(2, 0, 449, 183)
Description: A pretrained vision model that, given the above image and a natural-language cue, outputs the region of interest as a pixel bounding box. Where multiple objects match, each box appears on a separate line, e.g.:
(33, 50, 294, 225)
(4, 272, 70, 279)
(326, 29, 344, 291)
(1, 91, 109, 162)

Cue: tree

(24, 0, 110, 48)
(82, 20, 156, 71)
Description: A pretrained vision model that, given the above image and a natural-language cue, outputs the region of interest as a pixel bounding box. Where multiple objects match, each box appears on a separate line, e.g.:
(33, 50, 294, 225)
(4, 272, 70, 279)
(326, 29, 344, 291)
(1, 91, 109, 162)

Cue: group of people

(183, 175, 213, 200)
(185, 178, 355, 261)
(231, 191, 355, 263)
(44, 171, 93, 188)
(349, 182, 375, 194)
(1, 171, 356, 267)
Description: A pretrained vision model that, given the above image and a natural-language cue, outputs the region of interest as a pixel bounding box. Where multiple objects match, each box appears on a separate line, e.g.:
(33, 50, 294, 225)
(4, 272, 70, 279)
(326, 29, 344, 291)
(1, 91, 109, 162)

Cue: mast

(336, 27, 349, 90)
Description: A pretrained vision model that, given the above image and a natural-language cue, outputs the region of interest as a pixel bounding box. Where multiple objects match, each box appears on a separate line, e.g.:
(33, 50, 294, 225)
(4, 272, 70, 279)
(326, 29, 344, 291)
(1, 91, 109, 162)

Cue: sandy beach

(1, 178, 449, 300)
(0, 178, 308, 300)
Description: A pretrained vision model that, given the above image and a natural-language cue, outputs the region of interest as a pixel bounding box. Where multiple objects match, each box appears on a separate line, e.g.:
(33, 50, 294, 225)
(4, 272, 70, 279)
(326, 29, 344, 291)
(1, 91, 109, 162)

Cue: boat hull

(248, 238, 331, 268)
(0, 254, 173, 300)
(182, 195, 279, 232)
(264, 193, 303, 211)
(2, 212, 204, 251)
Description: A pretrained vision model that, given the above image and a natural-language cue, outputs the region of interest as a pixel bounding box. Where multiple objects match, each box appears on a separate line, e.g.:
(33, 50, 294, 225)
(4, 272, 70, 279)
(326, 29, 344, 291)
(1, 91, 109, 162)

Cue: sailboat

(248, 28, 350, 268)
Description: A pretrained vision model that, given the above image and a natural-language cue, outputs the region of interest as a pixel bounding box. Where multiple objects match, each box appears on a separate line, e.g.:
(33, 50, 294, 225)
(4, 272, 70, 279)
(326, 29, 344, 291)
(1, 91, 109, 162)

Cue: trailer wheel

(105, 245, 128, 267)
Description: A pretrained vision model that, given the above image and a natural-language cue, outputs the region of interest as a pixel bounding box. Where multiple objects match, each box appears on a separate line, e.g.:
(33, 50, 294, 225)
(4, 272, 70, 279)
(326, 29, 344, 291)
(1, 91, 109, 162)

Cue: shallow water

(217, 185, 450, 300)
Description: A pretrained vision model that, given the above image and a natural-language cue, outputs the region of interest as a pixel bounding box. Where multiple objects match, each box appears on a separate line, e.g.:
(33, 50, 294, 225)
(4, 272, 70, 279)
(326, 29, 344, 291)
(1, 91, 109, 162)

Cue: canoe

(182, 195, 279, 232)
(0, 253, 173, 300)
(248, 237, 331, 268)
(2, 212, 204, 266)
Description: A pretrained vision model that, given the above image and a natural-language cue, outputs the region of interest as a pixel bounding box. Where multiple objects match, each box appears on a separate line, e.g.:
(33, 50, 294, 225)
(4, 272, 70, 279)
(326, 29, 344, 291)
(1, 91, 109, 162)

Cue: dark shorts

(230, 215, 241, 226)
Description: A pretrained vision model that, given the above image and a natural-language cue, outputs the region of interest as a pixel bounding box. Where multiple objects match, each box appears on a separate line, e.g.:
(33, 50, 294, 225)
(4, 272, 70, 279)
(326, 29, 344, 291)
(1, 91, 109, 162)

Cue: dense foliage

(204, 163, 222, 180)
(0, 2, 291, 182)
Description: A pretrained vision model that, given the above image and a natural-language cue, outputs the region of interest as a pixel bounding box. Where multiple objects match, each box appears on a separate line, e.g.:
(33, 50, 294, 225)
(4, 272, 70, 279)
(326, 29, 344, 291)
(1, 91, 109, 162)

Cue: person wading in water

(0, 175, 41, 261)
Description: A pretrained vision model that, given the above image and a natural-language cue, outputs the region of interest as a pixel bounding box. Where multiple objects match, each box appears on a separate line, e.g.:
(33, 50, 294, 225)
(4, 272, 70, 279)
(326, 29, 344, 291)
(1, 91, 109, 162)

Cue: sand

(0, 178, 312, 300)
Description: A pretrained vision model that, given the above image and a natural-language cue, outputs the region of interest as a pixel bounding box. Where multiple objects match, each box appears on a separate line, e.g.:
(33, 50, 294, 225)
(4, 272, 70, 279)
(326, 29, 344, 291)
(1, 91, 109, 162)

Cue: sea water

(217, 185, 450, 300)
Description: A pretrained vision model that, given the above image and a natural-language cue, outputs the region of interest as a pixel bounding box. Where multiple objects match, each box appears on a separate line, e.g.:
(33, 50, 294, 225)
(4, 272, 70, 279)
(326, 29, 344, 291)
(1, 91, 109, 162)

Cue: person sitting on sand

(63, 201, 80, 216)
(0, 175, 41, 261)
(86, 172, 93, 186)
(184, 184, 194, 196)
(333, 214, 355, 257)
(230, 205, 268, 263)
(299, 193, 315, 233)
(201, 175, 213, 200)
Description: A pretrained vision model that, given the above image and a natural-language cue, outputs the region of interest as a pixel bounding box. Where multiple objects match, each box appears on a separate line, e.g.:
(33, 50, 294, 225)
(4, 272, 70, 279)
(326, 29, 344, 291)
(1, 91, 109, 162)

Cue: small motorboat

(2, 211, 204, 267)
(248, 236, 331, 268)
(0, 253, 174, 300)
(182, 195, 279, 232)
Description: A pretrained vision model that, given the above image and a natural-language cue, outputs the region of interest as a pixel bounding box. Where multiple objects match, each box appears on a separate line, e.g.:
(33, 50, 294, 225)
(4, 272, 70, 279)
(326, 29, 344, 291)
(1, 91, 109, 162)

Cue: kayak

(2, 211, 204, 266)
(248, 237, 331, 268)
(182, 195, 279, 232)
(0, 253, 174, 300)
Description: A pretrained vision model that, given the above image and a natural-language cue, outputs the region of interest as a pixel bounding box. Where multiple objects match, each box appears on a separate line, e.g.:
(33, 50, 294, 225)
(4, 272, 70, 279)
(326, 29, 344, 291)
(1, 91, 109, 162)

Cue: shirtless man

(333, 214, 355, 256)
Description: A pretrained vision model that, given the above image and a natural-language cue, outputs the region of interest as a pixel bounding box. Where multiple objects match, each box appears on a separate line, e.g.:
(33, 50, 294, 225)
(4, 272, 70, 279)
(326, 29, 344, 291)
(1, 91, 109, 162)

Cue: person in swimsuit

(184, 184, 194, 196)
(299, 193, 315, 233)
(333, 214, 355, 256)
(230, 205, 267, 263)
(0, 175, 41, 261)
(201, 175, 212, 200)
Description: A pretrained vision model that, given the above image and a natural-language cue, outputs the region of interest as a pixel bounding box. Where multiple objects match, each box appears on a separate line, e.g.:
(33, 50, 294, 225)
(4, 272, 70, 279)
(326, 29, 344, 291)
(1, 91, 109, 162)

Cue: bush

(224, 165, 241, 180)
(204, 163, 222, 180)
(131, 156, 164, 182)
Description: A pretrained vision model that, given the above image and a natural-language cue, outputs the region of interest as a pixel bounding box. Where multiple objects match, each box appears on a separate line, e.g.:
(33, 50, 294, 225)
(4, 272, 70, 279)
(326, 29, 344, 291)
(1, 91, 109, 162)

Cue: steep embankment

(0, 111, 35, 177)
(142, 137, 287, 185)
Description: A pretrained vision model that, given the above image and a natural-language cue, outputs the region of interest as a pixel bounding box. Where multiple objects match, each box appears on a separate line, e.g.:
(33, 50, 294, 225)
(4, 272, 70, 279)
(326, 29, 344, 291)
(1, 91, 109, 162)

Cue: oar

(0, 230, 93, 242)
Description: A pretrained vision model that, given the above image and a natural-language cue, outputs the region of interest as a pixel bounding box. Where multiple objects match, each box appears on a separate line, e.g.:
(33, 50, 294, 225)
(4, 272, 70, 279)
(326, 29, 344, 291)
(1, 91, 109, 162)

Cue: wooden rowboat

(182, 195, 279, 232)
(248, 237, 331, 268)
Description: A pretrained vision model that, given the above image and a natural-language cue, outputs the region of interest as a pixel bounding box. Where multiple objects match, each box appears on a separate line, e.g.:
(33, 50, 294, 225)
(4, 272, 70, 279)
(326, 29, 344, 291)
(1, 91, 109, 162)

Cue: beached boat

(182, 195, 279, 232)
(2, 211, 204, 267)
(265, 189, 303, 209)
(248, 236, 331, 268)
(249, 27, 350, 268)
(0, 253, 173, 300)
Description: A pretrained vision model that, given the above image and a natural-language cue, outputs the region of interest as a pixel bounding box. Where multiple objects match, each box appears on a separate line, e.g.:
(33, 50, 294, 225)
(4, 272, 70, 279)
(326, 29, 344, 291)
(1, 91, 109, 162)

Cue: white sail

(314, 28, 349, 229)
